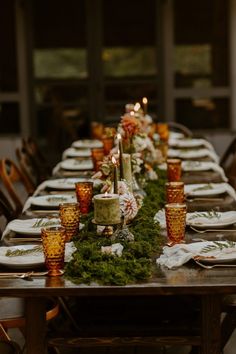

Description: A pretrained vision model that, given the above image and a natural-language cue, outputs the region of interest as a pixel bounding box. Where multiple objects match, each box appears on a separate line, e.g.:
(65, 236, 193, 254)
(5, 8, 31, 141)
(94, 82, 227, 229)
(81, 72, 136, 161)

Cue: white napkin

(169, 138, 215, 151)
(156, 241, 236, 269)
(184, 183, 236, 200)
(168, 148, 219, 163)
(182, 161, 228, 182)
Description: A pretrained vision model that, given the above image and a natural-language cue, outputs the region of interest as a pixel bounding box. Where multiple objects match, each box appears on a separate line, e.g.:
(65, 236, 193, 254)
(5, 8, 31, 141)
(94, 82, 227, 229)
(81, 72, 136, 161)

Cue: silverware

(190, 226, 236, 234)
(0, 271, 48, 279)
(194, 260, 236, 269)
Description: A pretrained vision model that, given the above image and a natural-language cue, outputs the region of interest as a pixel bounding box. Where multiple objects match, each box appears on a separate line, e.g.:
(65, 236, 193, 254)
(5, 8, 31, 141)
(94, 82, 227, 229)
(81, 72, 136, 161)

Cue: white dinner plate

(169, 132, 185, 139)
(72, 139, 103, 149)
(60, 159, 94, 171)
(184, 183, 227, 197)
(168, 148, 213, 159)
(0, 243, 75, 269)
(191, 241, 236, 264)
(31, 194, 76, 208)
(46, 178, 88, 190)
(63, 147, 91, 158)
(187, 211, 236, 228)
(7, 218, 61, 235)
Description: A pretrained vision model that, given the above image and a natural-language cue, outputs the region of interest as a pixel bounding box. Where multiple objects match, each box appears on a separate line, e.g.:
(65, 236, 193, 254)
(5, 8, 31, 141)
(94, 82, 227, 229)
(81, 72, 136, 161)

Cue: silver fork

(194, 260, 236, 269)
(190, 226, 236, 233)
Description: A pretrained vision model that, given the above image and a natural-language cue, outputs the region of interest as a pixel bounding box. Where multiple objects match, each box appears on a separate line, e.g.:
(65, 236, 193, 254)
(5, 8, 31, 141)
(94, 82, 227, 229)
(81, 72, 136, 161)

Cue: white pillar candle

(93, 193, 121, 225)
(122, 153, 133, 192)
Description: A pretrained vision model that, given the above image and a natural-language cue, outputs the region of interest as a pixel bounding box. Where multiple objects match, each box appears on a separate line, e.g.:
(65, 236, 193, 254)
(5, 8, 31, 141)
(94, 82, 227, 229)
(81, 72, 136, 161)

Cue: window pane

(0, 103, 20, 134)
(0, 0, 17, 91)
(174, 0, 228, 88)
(176, 98, 229, 130)
(34, 49, 87, 79)
(103, 47, 156, 78)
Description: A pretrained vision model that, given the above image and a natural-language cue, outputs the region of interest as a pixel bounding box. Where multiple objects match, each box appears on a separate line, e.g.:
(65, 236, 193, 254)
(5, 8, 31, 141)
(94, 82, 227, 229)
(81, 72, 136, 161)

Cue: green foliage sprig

(65, 176, 166, 285)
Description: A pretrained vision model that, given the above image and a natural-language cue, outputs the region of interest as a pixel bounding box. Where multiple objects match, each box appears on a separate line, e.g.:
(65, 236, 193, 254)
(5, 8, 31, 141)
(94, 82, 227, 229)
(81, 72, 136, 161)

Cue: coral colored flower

(120, 114, 142, 139)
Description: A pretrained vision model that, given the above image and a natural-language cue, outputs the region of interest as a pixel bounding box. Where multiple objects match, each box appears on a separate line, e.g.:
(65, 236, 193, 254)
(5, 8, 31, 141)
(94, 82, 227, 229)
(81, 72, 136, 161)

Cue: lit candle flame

(130, 111, 135, 116)
(134, 102, 141, 112)
(117, 133, 121, 140)
(112, 156, 117, 165)
(142, 97, 148, 105)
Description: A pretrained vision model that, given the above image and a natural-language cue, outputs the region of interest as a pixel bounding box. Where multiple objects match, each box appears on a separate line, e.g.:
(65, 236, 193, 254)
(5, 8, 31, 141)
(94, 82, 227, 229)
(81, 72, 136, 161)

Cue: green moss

(65, 175, 166, 285)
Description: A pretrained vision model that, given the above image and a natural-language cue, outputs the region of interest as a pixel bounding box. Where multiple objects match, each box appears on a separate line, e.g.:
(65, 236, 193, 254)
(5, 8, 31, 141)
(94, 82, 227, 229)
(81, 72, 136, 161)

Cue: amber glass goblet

(156, 123, 170, 142)
(91, 148, 104, 171)
(75, 181, 93, 214)
(102, 136, 114, 155)
(91, 121, 104, 139)
(59, 202, 80, 242)
(167, 158, 182, 182)
(166, 181, 185, 203)
(41, 226, 66, 276)
(165, 203, 187, 246)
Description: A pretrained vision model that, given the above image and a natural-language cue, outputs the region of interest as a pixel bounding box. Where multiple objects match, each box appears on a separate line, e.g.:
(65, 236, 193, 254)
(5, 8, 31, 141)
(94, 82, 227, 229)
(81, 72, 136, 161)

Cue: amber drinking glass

(91, 148, 104, 171)
(91, 121, 104, 139)
(156, 123, 169, 142)
(59, 202, 80, 241)
(166, 181, 185, 203)
(75, 181, 93, 214)
(165, 203, 187, 246)
(102, 136, 114, 155)
(167, 159, 182, 182)
(41, 226, 66, 276)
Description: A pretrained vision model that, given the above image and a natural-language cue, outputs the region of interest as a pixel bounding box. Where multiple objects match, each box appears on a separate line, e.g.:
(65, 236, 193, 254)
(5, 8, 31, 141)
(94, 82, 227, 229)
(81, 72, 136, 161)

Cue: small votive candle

(166, 181, 185, 203)
(167, 158, 182, 182)
(75, 181, 93, 214)
(165, 203, 187, 246)
(93, 193, 121, 225)
(59, 202, 80, 241)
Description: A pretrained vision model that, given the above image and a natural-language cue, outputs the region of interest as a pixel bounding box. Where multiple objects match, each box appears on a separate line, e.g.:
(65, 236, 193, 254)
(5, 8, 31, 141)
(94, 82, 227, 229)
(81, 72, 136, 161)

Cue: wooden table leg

(25, 297, 47, 354)
(201, 294, 222, 354)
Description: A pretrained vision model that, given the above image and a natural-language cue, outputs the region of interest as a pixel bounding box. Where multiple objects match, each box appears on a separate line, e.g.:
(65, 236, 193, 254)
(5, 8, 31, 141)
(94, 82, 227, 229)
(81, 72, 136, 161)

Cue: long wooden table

(0, 256, 236, 354)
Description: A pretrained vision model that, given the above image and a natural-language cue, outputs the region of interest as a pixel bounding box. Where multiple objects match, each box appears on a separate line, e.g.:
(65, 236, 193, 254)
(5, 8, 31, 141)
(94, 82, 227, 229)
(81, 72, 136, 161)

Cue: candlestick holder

(92, 219, 121, 237)
(111, 216, 134, 242)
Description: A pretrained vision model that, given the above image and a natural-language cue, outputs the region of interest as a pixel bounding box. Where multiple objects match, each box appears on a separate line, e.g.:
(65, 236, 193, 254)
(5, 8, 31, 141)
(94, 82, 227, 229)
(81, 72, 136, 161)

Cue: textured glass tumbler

(165, 203, 187, 246)
(59, 202, 80, 241)
(91, 148, 104, 171)
(167, 159, 182, 182)
(41, 226, 66, 276)
(102, 136, 114, 155)
(75, 181, 93, 214)
(166, 181, 185, 203)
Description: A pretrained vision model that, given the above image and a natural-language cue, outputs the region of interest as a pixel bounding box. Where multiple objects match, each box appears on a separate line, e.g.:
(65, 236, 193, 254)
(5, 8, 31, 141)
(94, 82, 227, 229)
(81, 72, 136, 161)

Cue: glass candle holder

(75, 181, 93, 214)
(102, 136, 114, 155)
(167, 158, 182, 182)
(165, 203, 187, 246)
(91, 148, 104, 171)
(41, 226, 66, 276)
(59, 202, 80, 242)
(166, 181, 185, 203)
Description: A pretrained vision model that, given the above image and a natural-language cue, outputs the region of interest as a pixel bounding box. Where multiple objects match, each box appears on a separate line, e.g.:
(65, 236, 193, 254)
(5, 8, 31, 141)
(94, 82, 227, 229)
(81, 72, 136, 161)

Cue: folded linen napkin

(168, 148, 219, 163)
(156, 241, 236, 269)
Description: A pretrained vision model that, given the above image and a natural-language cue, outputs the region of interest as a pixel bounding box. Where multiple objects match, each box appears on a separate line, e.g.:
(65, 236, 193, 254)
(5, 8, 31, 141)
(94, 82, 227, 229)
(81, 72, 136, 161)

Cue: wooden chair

(0, 159, 34, 215)
(220, 136, 236, 188)
(15, 147, 37, 189)
(22, 137, 51, 183)
(0, 338, 22, 354)
(168, 121, 193, 137)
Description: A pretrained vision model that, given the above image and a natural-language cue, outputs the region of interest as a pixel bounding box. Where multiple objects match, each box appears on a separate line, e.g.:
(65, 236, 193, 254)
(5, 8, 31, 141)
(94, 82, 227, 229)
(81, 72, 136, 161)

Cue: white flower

(133, 135, 147, 152)
(119, 192, 138, 222)
(118, 181, 129, 195)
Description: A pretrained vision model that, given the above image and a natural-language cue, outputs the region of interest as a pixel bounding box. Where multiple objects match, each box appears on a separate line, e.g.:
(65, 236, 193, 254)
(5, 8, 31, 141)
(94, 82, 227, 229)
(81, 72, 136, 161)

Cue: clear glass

(34, 48, 87, 79)
(103, 47, 156, 77)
